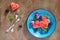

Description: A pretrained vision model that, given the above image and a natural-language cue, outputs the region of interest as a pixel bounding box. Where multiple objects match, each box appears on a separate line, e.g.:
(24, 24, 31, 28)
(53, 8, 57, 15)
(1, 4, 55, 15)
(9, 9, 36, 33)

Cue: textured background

(0, 0, 60, 40)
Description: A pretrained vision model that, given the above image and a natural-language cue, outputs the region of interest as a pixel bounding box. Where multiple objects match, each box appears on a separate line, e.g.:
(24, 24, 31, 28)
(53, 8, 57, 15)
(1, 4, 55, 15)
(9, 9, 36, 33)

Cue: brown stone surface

(0, 0, 60, 40)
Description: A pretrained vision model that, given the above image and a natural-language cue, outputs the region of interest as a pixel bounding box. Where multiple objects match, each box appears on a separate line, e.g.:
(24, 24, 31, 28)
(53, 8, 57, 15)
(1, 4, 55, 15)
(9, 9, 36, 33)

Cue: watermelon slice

(33, 20, 40, 28)
(10, 2, 19, 11)
(39, 21, 46, 28)
(42, 16, 49, 24)
(39, 20, 49, 28)
(33, 24, 39, 28)
(42, 17, 47, 21)
(31, 15, 50, 29)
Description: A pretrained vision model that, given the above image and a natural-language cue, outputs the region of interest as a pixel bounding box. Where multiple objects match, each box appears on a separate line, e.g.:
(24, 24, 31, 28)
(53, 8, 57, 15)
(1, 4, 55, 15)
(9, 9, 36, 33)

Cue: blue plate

(27, 9, 56, 38)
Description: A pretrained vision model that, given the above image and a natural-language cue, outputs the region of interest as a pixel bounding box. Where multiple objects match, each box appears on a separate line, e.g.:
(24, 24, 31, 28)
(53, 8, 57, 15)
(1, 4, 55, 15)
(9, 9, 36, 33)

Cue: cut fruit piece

(42, 17, 49, 24)
(33, 24, 39, 28)
(39, 21, 46, 28)
(39, 21, 48, 28)
(33, 20, 40, 28)
(34, 20, 40, 25)
(42, 16, 47, 21)
(10, 2, 19, 11)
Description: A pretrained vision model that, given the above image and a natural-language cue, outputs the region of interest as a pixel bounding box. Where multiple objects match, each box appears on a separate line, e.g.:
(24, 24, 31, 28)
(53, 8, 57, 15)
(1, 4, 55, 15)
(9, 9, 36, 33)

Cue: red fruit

(39, 21, 48, 28)
(42, 16, 49, 25)
(10, 2, 19, 11)
(31, 16, 49, 29)
(43, 21, 48, 27)
(39, 21, 45, 28)
(33, 23, 39, 28)
(42, 16, 47, 21)
(35, 20, 40, 25)
(43, 19, 49, 25)
(33, 20, 40, 28)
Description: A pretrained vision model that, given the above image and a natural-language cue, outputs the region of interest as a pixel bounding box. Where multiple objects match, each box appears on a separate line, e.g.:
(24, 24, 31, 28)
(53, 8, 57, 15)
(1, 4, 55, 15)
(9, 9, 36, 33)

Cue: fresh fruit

(48, 22, 52, 27)
(39, 21, 47, 28)
(30, 14, 51, 32)
(42, 16, 49, 25)
(42, 16, 47, 21)
(18, 25, 22, 31)
(33, 23, 39, 28)
(30, 21, 34, 25)
(5, 8, 10, 13)
(35, 14, 39, 19)
(33, 20, 40, 28)
(39, 16, 42, 21)
(34, 20, 40, 25)
(4, 8, 10, 16)
(32, 19, 49, 28)
(10, 2, 19, 11)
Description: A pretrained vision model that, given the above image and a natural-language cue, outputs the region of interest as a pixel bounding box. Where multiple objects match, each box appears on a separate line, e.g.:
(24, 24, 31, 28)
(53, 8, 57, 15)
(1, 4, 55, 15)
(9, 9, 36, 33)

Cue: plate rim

(26, 9, 56, 38)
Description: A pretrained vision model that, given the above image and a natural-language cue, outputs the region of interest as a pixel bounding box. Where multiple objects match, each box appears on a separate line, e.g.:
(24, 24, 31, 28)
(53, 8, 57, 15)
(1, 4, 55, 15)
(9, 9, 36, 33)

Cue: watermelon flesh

(31, 16, 50, 29)
(10, 2, 19, 11)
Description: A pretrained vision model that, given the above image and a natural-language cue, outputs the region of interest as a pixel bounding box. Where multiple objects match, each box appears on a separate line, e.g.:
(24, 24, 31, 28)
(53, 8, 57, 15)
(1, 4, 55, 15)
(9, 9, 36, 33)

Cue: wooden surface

(0, 0, 60, 40)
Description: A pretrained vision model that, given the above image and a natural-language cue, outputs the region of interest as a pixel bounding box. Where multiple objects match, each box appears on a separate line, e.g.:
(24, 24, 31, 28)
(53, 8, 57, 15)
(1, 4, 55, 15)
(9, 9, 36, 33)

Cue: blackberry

(4, 8, 10, 16)
(18, 25, 22, 31)
(5, 8, 10, 13)
(34, 28, 38, 32)
(39, 16, 42, 21)
(19, 25, 22, 28)
(48, 22, 52, 29)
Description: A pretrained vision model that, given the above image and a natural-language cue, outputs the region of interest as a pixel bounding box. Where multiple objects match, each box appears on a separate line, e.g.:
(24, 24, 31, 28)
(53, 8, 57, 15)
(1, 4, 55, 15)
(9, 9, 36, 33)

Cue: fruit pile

(30, 13, 50, 32)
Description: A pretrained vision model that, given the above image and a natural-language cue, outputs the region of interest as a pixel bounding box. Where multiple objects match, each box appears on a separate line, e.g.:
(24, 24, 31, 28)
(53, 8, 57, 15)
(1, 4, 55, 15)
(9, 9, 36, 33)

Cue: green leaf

(45, 15, 50, 19)
(44, 26, 48, 28)
(42, 27, 48, 32)
(8, 16, 14, 22)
